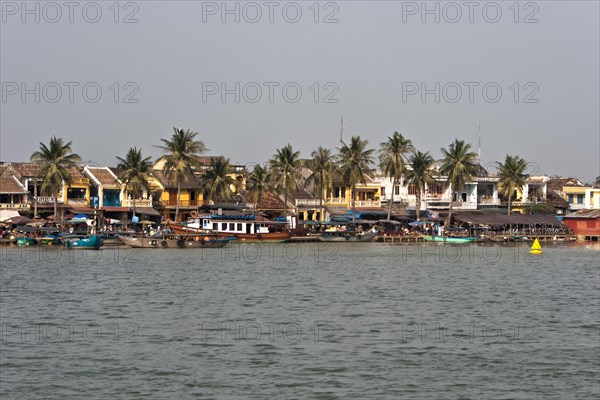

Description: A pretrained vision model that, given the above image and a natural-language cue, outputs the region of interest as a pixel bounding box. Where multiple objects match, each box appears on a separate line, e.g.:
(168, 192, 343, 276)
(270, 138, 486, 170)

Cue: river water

(1, 242, 598, 399)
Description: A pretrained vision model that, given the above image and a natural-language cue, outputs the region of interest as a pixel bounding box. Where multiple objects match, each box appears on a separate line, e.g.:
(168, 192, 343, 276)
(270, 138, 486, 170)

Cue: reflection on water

(1, 243, 598, 399)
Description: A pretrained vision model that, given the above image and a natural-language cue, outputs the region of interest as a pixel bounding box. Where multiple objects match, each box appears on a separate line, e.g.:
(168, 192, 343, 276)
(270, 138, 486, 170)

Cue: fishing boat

(118, 234, 229, 249)
(16, 237, 36, 246)
(63, 235, 103, 250)
(422, 235, 476, 243)
(317, 232, 376, 242)
(169, 214, 291, 243)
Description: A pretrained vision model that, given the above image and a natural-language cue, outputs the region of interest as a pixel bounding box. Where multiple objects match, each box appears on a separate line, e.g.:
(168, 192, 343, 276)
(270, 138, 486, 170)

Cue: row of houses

(1, 159, 599, 224)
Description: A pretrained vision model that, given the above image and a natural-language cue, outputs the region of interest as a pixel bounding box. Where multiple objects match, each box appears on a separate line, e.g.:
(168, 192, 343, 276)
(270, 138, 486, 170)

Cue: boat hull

(16, 237, 36, 246)
(118, 236, 228, 248)
(422, 235, 476, 243)
(317, 233, 376, 242)
(64, 235, 103, 249)
(169, 222, 291, 243)
(218, 231, 291, 243)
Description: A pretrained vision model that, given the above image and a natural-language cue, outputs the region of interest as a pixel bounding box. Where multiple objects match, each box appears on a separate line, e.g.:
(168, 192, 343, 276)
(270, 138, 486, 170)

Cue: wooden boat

(169, 215, 291, 243)
(317, 232, 376, 242)
(63, 235, 103, 250)
(422, 235, 476, 243)
(16, 237, 36, 246)
(118, 235, 229, 249)
(38, 236, 60, 245)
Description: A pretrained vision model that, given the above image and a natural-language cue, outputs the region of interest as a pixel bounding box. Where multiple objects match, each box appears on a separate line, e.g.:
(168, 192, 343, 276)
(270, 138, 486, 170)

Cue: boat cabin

(186, 215, 275, 235)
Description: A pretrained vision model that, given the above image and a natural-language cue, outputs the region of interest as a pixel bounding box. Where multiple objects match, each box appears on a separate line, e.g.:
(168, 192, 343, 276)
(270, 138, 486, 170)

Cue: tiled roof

(239, 190, 286, 210)
(86, 167, 120, 186)
(563, 209, 600, 219)
(0, 176, 27, 194)
(8, 162, 85, 180)
(151, 170, 201, 189)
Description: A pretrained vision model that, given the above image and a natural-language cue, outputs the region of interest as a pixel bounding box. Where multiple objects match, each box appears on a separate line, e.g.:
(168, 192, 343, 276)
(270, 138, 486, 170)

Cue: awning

(68, 207, 96, 214)
(134, 207, 161, 216)
(454, 213, 566, 228)
(0, 209, 21, 222)
(103, 206, 130, 212)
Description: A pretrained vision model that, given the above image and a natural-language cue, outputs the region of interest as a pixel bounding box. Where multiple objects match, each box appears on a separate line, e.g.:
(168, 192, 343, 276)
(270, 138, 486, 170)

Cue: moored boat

(16, 237, 36, 246)
(422, 235, 476, 243)
(63, 235, 103, 250)
(118, 235, 229, 248)
(169, 214, 291, 243)
(317, 232, 376, 242)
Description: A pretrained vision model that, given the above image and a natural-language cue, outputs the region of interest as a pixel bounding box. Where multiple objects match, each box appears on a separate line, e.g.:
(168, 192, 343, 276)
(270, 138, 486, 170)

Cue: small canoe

(16, 237, 36, 246)
(422, 235, 476, 243)
(63, 235, 103, 250)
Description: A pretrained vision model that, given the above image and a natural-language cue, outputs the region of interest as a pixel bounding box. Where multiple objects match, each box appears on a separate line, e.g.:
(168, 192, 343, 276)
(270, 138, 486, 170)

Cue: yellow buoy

(530, 238, 542, 255)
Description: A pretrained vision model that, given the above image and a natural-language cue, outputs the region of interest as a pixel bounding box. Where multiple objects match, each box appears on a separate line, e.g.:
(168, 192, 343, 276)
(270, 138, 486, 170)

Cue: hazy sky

(1, 1, 599, 182)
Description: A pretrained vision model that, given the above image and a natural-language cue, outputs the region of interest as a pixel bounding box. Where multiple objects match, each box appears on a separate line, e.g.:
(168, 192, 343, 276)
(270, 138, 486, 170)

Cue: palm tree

(30, 136, 81, 222)
(439, 139, 478, 226)
(306, 147, 336, 222)
(338, 136, 375, 223)
(405, 151, 436, 221)
(156, 127, 206, 222)
(595, 176, 600, 187)
(379, 132, 415, 220)
(202, 157, 234, 203)
(116, 147, 152, 218)
(269, 144, 302, 224)
(246, 164, 271, 216)
(496, 155, 529, 215)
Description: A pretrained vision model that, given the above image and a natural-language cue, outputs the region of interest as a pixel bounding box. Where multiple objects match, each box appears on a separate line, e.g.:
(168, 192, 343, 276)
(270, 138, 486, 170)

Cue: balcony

(122, 198, 153, 207)
(296, 199, 322, 207)
(103, 199, 122, 207)
(478, 197, 501, 206)
(67, 198, 88, 206)
(34, 196, 62, 205)
(452, 201, 477, 210)
(0, 203, 29, 209)
(327, 198, 347, 205)
(354, 200, 381, 208)
(166, 199, 199, 207)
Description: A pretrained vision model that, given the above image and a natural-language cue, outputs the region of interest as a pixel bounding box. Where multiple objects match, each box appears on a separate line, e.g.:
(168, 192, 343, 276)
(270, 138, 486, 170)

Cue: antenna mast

(477, 120, 482, 162)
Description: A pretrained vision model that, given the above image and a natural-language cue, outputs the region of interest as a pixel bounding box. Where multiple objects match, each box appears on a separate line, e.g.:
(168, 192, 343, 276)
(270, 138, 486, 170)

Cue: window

(237, 223, 242, 231)
(67, 188, 86, 199)
(222, 223, 227, 230)
(408, 184, 417, 195)
(229, 223, 235, 231)
(394, 185, 400, 196)
(212, 223, 218, 230)
(568, 194, 574, 203)
(577, 194, 584, 204)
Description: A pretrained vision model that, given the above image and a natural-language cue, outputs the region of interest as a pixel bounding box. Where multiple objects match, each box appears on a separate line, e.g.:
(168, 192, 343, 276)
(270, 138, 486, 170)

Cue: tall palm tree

(338, 136, 375, 223)
(116, 147, 152, 218)
(156, 127, 206, 222)
(379, 132, 415, 220)
(269, 144, 302, 223)
(202, 157, 234, 203)
(439, 139, 478, 226)
(496, 155, 529, 215)
(306, 147, 336, 222)
(405, 151, 436, 221)
(30, 136, 81, 222)
(595, 176, 600, 187)
(246, 164, 271, 216)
